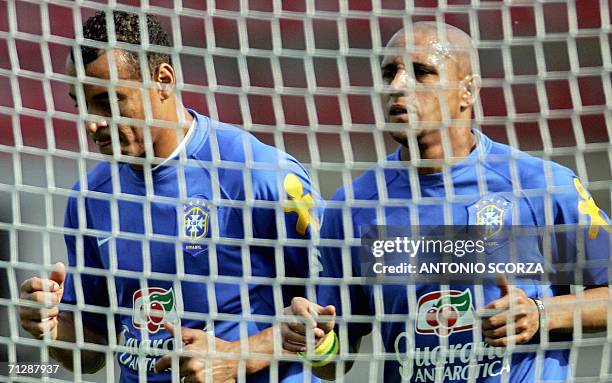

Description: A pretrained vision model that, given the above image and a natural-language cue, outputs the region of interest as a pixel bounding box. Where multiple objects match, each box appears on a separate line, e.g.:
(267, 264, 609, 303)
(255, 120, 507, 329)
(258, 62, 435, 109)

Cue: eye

(100, 97, 121, 111)
(382, 64, 397, 83)
(91, 92, 122, 112)
(413, 64, 434, 80)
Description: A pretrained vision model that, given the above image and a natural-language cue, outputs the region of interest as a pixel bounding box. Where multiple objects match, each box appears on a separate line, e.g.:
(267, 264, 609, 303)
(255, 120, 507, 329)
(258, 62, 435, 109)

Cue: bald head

(387, 22, 478, 78)
(380, 22, 481, 149)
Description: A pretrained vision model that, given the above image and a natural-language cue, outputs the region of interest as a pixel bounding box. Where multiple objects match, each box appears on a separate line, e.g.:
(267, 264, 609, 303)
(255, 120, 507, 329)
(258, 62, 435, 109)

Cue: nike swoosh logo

(97, 236, 111, 247)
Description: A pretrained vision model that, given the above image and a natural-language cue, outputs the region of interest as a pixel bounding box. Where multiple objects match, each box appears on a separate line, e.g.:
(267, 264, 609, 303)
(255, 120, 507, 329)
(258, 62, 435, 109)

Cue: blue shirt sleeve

(316, 199, 373, 345)
(62, 196, 111, 334)
(551, 167, 611, 286)
(250, 157, 323, 307)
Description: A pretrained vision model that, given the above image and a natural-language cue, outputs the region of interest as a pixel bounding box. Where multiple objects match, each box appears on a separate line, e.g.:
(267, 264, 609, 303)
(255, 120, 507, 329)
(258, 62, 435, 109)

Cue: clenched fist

(281, 297, 336, 353)
(19, 262, 66, 340)
(481, 275, 540, 347)
(155, 323, 238, 383)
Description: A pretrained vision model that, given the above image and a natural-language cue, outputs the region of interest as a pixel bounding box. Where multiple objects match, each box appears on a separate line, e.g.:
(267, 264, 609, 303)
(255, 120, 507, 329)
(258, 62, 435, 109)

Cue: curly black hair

(72, 10, 172, 79)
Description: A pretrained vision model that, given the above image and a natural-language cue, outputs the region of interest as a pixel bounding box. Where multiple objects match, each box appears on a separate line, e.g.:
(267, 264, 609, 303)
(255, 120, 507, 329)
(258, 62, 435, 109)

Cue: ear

(459, 74, 481, 111)
(153, 63, 175, 102)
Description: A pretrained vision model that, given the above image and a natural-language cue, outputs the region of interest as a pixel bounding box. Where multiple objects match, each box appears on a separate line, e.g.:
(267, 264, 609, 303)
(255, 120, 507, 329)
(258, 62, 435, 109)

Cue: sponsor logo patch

(132, 287, 178, 334)
(415, 289, 475, 336)
(97, 236, 111, 247)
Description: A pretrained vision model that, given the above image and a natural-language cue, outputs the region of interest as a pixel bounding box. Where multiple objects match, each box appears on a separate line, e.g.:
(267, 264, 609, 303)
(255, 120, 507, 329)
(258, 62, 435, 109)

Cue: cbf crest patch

(183, 199, 210, 251)
(468, 195, 512, 240)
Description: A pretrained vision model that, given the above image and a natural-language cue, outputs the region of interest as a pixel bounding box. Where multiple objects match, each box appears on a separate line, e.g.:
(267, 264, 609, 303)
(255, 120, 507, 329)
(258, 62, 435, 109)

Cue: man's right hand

(19, 262, 66, 340)
(281, 297, 336, 353)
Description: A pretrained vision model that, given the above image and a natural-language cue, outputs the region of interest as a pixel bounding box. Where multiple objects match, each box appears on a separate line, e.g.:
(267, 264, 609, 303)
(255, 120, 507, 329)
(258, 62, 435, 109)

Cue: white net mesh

(0, 0, 611, 382)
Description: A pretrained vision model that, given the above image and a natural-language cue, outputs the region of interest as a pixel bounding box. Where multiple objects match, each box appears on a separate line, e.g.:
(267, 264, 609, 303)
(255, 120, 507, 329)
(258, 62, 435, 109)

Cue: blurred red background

(0, 0, 609, 196)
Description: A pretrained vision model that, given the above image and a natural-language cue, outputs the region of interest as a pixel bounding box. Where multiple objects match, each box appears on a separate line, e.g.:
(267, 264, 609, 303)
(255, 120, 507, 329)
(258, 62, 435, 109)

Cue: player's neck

(130, 109, 194, 171)
(400, 124, 475, 175)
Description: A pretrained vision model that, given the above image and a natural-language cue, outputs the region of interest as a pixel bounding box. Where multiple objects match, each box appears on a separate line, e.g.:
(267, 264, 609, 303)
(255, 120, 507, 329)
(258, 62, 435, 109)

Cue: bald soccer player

(281, 22, 611, 382)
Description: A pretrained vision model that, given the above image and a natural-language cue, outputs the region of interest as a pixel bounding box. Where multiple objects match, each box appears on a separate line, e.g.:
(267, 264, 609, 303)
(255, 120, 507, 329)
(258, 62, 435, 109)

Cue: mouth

(388, 104, 410, 122)
(389, 104, 407, 115)
(92, 136, 112, 148)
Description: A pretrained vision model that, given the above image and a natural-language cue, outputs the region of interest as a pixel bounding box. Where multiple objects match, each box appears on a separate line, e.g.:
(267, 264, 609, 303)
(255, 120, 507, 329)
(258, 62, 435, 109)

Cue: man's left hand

(154, 323, 238, 383)
(481, 276, 540, 347)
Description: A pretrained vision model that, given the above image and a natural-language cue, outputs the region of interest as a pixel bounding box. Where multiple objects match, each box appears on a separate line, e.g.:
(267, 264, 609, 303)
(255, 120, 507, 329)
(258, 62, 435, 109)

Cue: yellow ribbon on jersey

(283, 173, 318, 236)
(574, 178, 611, 240)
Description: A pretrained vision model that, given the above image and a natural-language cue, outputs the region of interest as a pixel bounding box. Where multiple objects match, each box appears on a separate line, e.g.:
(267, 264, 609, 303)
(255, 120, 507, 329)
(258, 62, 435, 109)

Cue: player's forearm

(545, 287, 610, 332)
(49, 311, 107, 374)
(234, 327, 275, 375)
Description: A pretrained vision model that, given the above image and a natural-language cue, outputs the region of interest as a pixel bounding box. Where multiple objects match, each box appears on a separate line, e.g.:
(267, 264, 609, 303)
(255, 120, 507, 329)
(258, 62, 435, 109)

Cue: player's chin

(389, 127, 425, 147)
(96, 144, 114, 155)
(389, 131, 408, 147)
(118, 143, 146, 157)
(96, 143, 125, 156)
(97, 143, 142, 158)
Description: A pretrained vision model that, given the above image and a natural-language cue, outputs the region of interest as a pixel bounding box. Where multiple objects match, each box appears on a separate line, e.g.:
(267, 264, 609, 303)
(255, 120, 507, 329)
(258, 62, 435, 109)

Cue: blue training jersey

(62, 110, 321, 382)
(317, 130, 610, 382)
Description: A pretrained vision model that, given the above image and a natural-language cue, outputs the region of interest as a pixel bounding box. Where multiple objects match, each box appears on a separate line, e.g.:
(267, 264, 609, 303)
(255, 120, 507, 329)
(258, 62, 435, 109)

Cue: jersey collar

(152, 117, 197, 171)
(123, 109, 210, 182)
(392, 128, 492, 187)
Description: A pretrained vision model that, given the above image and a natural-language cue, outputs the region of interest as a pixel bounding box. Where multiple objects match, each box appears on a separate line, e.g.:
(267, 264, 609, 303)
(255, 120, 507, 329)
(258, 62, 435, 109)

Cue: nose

(390, 69, 415, 96)
(85, 118, 108, 134)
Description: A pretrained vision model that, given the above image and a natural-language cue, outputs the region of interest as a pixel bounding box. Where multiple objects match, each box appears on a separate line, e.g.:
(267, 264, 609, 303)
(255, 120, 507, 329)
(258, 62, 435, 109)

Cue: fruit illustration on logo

(132, 287, 178, 333)
(416, 289, 475, 336)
